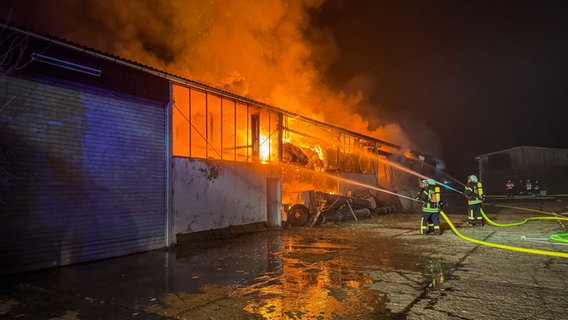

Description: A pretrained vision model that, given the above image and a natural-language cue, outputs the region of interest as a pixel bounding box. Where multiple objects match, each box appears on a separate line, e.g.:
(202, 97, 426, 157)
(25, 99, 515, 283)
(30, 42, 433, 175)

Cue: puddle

(150, 227, 444, 319)
(422, 259, 455, 291)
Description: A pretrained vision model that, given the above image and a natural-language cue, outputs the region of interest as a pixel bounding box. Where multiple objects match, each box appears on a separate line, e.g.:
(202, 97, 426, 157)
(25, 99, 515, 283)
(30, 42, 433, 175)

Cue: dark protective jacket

(465, 181, 484, 205)
(418, 185, 440, 213)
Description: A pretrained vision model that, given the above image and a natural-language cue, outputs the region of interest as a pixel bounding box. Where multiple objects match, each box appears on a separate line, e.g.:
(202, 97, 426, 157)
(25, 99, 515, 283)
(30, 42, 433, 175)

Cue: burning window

(282, 116, 376, 175)
(172, 83, 280, 163)
(173, 82, 378, 176)
(172, 83, 383, 204)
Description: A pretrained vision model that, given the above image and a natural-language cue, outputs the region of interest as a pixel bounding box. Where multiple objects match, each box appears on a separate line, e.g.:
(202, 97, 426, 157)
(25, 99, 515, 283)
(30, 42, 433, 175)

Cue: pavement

(1, 195, 568, 319)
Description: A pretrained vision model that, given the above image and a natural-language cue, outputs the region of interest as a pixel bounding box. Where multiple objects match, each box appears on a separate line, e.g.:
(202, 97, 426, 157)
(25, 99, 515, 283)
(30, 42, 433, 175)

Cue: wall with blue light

(0, 73, 167, 275)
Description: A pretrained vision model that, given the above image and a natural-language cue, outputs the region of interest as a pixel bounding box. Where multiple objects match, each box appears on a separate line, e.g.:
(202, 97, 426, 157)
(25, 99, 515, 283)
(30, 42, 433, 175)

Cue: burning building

(0, 22, 439, 275)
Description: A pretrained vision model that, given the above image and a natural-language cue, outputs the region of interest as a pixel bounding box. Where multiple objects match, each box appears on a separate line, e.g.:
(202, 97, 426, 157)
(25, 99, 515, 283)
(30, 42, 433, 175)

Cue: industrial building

(0, 22, 437, 275)
(475, 146, 568, 195)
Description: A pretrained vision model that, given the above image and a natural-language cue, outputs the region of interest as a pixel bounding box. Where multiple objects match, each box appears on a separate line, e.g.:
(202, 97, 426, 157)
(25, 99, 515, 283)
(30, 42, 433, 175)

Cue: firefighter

(518, 178, 525, 195)
(417, 178, 441, 235)
(465, 175, 485, 227)
(533, 180, 541, 196)
(525, 179, 533, 196)
(505, 180, 515, 197)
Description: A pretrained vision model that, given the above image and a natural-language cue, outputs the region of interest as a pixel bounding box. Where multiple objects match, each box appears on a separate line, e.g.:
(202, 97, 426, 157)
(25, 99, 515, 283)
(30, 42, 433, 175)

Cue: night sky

(2, 0, 568, 181)
(314, 0, 568, 178)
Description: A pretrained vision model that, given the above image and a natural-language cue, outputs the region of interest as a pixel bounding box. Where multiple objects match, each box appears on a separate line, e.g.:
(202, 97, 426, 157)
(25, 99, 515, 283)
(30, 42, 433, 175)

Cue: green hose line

(480, 204, 568, 244)
(484, 203, 566, 217)
(480, 208, 568, 227)
(550, 233, 568, 243)
(439, 211, 568, 258)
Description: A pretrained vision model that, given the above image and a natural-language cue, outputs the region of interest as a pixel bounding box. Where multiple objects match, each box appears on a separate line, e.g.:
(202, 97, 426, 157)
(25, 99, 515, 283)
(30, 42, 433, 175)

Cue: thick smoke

(1, 0, 422, 151)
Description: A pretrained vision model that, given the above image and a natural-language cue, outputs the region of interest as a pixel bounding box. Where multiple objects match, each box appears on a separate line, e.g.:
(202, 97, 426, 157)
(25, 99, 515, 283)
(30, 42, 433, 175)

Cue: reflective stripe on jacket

(466, 182, 484, 205)
(420, 186, 439, 213)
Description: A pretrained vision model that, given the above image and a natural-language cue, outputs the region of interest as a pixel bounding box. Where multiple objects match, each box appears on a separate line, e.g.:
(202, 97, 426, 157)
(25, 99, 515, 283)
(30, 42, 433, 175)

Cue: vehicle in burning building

(285, 190, 396, 227)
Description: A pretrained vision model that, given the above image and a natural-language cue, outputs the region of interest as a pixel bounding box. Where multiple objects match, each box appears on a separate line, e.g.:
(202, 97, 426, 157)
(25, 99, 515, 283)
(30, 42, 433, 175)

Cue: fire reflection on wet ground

(153, 226, 446, 319)
(3, 202, 566, 319)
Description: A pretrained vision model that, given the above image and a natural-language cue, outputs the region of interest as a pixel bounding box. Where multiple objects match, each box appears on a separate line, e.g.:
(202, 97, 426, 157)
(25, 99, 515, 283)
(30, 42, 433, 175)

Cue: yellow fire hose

(481, 204, 568, 243)
(481, 209, 568, 227)
(484, 203, 567, 217)
(439, 210, 568, 258)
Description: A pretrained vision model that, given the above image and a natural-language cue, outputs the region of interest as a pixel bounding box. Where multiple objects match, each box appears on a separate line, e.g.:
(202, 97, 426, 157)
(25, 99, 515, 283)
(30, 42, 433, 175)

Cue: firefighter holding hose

(417, 179, 441, 235)
(465, 175, 485, 227)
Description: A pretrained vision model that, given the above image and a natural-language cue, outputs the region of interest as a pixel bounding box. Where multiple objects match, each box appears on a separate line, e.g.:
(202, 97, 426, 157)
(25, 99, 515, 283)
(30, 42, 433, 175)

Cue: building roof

(1, 20, 403, 150)
(475, 146, 568, 159)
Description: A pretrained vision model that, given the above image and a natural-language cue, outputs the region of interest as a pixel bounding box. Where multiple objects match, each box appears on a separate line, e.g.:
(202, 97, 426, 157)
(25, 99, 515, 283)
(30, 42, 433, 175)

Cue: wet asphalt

(1, 196, 568, 319)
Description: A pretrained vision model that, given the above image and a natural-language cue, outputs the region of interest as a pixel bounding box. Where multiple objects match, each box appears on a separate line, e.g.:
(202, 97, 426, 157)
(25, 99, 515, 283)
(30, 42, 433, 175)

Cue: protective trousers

(421, 212, 441, 235)
(468, 203, 484, 226)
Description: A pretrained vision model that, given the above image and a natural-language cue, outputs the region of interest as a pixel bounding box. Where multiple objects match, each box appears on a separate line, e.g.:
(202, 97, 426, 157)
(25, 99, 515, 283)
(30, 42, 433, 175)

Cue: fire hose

(375, 188, 568, 257)
(479, 204, 568, 244)
(550, 233, 568, 243)
(438, 210, 568, 258)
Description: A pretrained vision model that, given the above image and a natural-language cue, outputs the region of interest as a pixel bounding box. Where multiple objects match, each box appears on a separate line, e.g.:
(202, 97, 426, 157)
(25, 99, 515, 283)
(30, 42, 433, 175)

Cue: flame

(14, 1, 434, 201)
(259, 134, 270, 163)
(8, 0, 418, 152)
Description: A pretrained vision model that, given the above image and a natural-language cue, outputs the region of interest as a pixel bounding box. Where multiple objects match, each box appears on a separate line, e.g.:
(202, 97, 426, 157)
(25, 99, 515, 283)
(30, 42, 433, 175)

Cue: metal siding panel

(480, 146, 568, 193)
(0, 74, 166, 275)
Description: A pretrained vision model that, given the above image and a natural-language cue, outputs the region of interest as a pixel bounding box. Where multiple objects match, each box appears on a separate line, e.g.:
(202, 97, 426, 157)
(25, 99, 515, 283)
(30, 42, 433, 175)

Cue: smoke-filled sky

(317, 0, 568, 178)
(2, 0, 568, 179)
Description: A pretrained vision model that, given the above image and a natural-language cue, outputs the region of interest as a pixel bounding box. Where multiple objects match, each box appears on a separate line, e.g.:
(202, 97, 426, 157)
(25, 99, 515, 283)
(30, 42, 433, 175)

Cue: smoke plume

(2, 0, 422, 151)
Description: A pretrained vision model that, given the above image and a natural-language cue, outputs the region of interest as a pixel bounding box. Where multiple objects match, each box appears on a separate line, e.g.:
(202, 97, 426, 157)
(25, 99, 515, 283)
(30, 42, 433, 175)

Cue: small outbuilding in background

(475, 146, 568, 195)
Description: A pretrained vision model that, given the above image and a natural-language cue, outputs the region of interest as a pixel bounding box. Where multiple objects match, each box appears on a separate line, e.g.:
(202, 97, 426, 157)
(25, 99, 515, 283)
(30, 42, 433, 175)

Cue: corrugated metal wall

(0, 74, 167, 275)
(510, 146, 568, 169)
(480, 147, 568, 194)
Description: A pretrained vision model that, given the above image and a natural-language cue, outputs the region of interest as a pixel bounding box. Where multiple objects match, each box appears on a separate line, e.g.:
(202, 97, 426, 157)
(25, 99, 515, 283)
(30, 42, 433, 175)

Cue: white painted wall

(171, 158, 281, 243)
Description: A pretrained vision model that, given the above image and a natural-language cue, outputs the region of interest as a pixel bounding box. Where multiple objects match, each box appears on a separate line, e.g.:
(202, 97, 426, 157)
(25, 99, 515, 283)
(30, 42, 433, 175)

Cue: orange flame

(17, 1, 416, 151)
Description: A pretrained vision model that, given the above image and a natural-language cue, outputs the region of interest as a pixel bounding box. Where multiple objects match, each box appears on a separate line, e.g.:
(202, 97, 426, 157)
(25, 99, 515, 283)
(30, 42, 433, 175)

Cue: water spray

(436, 181, 464, 195)
(281, 162, 418, 202)
(340, 178, 418, 201)
(379, 159, 464, 195)
(359, 150, 465, 195)
(414, 156, 467, 189)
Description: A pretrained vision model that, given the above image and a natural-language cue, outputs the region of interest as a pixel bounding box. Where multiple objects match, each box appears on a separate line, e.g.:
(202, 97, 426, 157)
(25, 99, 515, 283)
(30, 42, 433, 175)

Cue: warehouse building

(475, 146, 568, 195)
(0, 22, 436, 275)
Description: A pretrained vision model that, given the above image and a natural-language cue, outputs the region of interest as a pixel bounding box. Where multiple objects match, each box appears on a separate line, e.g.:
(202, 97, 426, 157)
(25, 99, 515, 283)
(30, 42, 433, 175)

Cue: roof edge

(475, 146, 568, 159)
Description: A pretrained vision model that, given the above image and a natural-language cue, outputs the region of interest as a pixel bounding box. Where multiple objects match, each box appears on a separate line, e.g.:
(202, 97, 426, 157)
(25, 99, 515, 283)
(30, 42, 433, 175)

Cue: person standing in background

(525, 179, 533, 196)
(506, 180, 515, 197)
(533, 180, 541, 196)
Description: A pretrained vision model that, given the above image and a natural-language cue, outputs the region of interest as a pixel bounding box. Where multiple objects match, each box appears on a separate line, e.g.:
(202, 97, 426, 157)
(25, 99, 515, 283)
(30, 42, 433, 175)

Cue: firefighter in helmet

(416, 178, 441, 235)
(464, 175, 485, 227)
(505, 180, 515, 197)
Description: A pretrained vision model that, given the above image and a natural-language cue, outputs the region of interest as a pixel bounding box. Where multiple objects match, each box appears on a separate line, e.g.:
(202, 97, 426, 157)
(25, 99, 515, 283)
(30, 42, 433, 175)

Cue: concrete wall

(171, 158, 281, 243)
